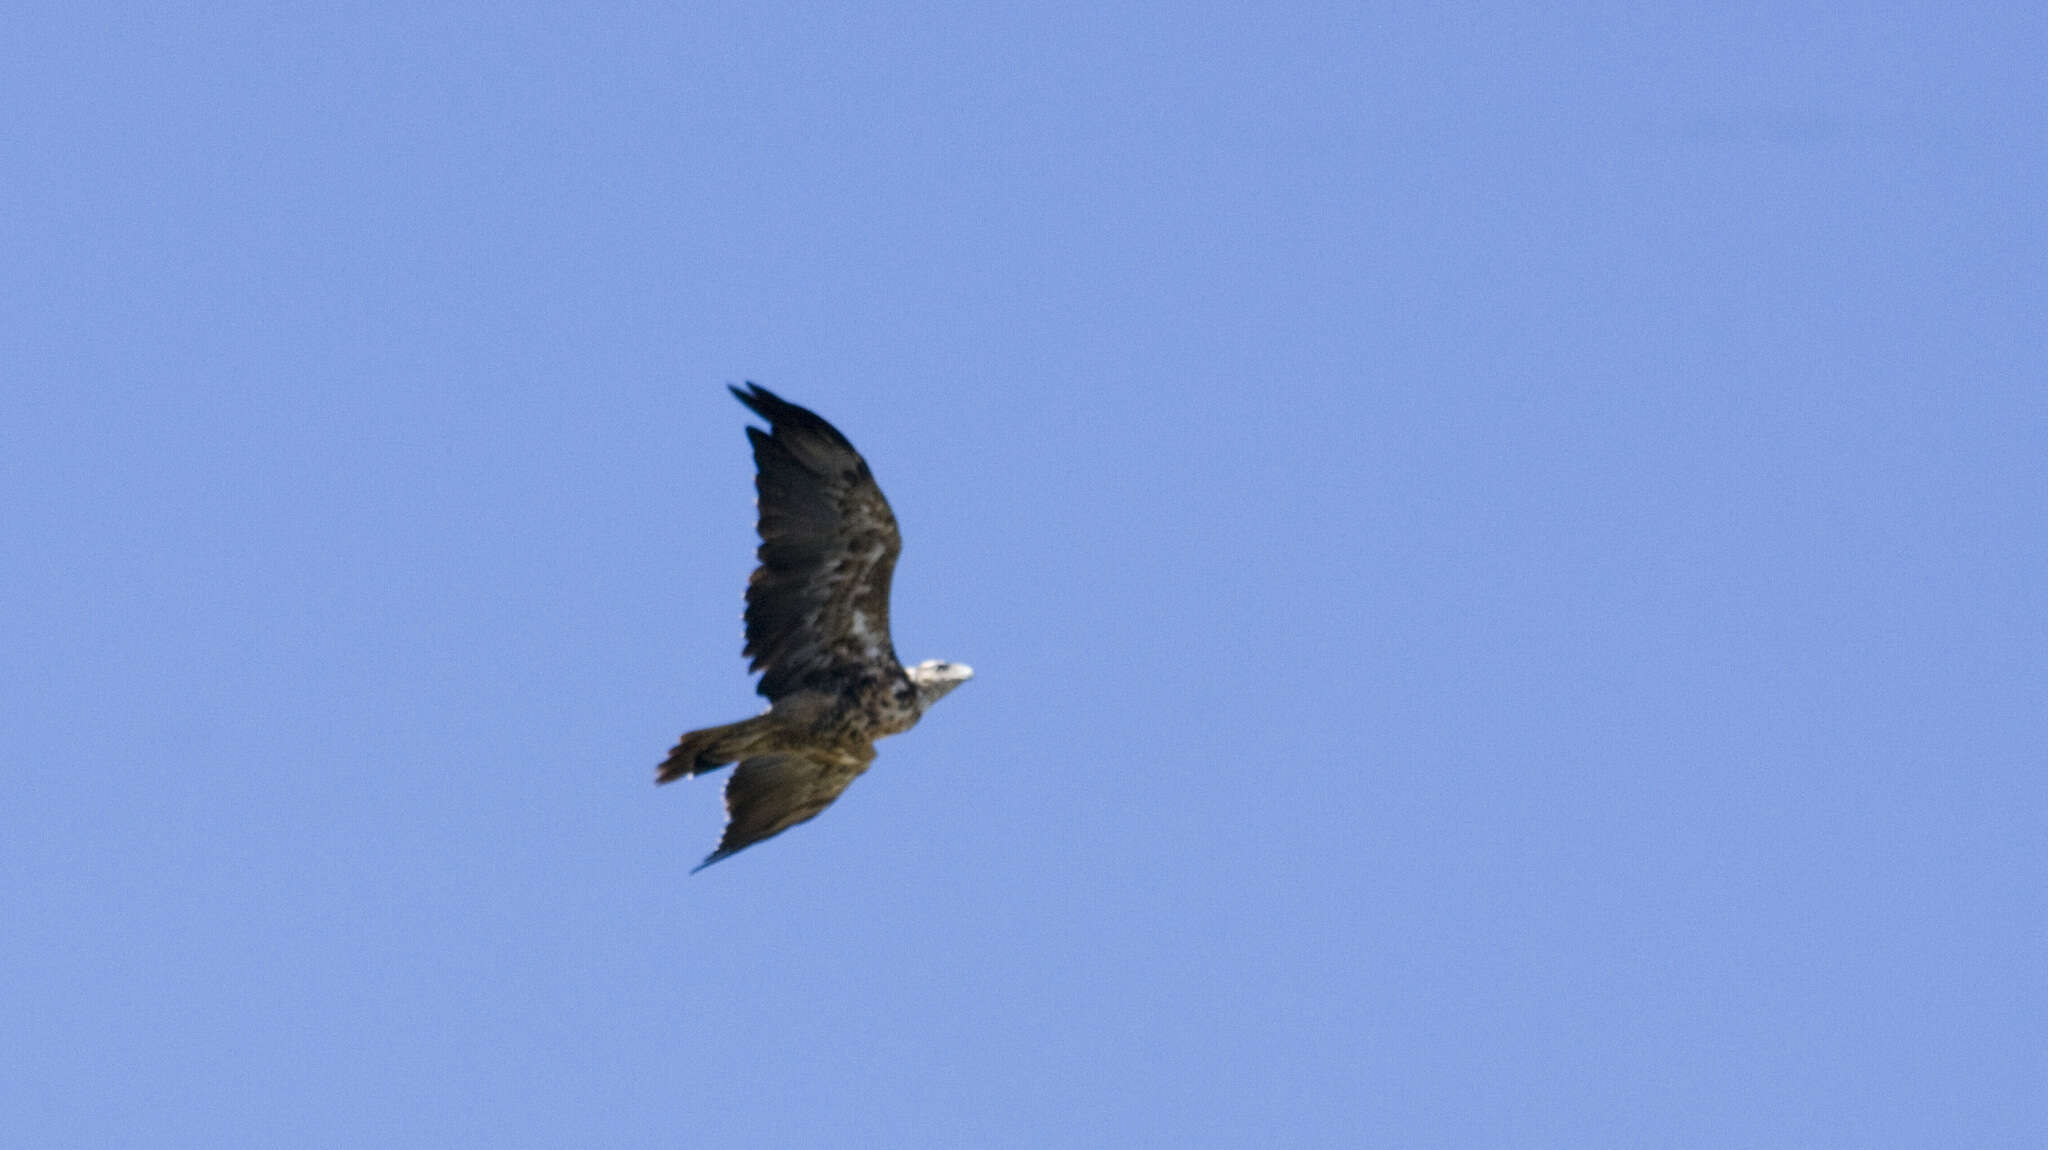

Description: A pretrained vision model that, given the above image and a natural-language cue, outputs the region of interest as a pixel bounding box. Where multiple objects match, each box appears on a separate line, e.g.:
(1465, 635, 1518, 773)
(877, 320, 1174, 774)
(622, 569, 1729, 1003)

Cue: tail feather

(657, 716, 775, 784)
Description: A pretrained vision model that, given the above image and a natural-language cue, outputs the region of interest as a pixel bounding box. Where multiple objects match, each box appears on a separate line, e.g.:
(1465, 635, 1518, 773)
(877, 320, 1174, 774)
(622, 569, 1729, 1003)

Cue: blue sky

(4, 3, 2043, 1146)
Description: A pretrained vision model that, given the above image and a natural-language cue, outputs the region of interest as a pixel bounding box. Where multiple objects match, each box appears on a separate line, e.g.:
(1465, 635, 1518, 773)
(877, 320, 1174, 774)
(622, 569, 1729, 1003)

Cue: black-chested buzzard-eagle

(658, 384, 972, 871)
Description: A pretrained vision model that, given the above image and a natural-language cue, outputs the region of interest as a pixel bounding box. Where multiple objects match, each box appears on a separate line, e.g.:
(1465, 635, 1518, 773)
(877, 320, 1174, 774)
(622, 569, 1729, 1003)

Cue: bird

(659, 384, 973, 871)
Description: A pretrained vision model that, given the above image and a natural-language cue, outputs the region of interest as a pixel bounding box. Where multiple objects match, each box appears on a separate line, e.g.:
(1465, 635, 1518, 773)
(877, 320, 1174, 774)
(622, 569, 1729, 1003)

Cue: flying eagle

(658, 384, 973, 871)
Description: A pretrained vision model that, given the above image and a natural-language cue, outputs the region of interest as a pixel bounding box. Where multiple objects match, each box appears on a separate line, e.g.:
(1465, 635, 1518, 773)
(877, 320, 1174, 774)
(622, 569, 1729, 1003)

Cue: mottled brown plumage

(658, 385, 972, 871)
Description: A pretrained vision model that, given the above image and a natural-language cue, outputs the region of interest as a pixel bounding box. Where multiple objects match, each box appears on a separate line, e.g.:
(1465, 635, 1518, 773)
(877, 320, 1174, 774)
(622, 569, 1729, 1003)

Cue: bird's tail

(657, 715, 777, 784)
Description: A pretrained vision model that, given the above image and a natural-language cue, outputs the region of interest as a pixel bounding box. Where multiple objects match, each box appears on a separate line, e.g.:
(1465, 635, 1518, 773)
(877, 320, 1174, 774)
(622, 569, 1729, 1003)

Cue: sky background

(4, 3, 2044, 1146)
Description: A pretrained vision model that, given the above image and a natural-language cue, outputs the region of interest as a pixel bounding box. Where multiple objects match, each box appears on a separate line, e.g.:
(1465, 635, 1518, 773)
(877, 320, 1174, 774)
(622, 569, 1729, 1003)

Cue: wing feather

(692, 749, 873, 871)
(730, 383, 904, 699)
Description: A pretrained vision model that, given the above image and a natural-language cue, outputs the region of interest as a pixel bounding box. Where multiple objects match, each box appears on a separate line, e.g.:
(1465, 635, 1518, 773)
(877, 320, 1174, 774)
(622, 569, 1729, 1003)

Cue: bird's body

(659, 385, 971, 871)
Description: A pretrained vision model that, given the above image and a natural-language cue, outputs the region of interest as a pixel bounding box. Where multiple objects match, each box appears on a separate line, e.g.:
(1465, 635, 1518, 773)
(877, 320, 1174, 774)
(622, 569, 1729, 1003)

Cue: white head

(907, 658, 974, 709)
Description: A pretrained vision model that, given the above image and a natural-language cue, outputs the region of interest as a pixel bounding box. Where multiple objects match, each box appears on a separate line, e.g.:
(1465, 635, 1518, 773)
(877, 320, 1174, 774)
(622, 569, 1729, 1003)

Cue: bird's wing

(730, 383, 904, 700)
(693, 749, 873, 871)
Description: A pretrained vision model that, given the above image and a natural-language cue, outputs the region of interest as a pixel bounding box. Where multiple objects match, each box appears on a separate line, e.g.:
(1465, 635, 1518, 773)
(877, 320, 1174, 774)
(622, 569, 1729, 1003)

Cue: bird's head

(908, 659, 973, 709)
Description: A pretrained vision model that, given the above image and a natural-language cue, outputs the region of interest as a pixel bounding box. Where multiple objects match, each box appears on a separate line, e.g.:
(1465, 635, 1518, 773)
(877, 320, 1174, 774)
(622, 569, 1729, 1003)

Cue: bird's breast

(860, 674, 922, 738)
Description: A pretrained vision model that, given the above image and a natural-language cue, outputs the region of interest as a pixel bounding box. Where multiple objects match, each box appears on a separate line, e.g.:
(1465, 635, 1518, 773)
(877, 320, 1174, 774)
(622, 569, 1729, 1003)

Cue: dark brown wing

(692, 749, 873, 871)
(730, 383, 904, 700)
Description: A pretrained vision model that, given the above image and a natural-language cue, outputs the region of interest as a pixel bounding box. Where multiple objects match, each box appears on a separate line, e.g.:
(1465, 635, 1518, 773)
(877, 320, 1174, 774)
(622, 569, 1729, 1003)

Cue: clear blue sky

(5, 4, 2042, 1146)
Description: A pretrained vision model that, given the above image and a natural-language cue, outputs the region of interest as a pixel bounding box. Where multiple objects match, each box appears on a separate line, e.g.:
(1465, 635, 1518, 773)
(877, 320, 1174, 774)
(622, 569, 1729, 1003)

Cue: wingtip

(690, 850, 733, 874)
(729, 381, 786, 420)
(727, 383, 857, 452)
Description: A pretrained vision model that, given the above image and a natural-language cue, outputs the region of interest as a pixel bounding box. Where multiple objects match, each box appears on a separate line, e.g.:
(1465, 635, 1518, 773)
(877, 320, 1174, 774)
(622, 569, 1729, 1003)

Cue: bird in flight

(659, 384, 972, 871)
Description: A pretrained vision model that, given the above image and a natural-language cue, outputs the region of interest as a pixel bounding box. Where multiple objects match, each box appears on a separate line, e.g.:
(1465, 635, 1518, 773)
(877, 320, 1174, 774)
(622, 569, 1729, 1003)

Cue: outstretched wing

(731, 383, 904, 699)
(693, 749, 874, 871)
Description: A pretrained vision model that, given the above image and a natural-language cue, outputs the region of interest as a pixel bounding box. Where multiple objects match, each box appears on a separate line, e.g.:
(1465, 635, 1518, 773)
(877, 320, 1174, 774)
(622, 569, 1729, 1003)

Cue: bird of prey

(659, 384, 972, 871)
